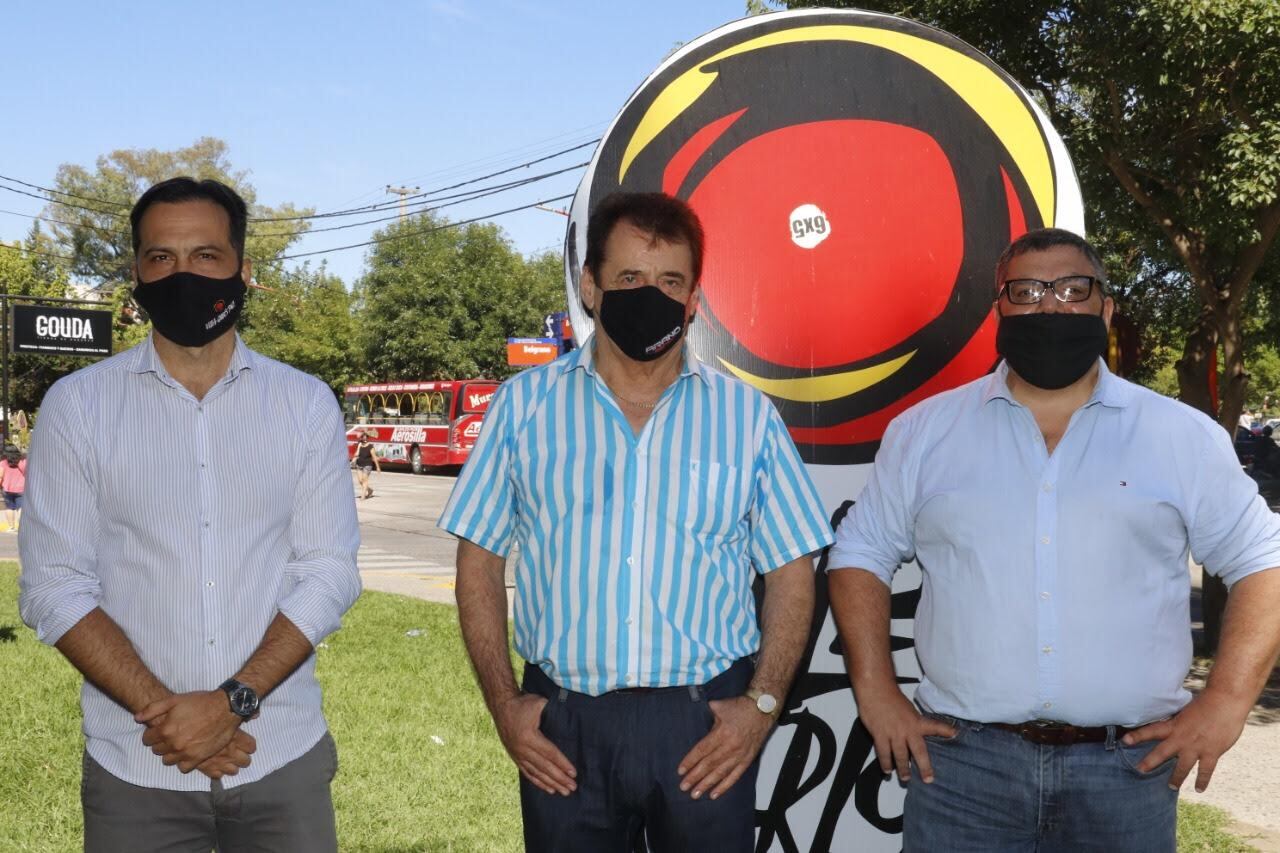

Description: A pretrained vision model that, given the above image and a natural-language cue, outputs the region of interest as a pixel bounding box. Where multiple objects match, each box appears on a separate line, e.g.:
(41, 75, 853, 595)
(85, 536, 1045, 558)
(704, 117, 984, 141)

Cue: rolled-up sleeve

(1189, 425, 1280, 588)
(827, 415, 920, 585)
(18, 379, 103, 645)
(748, 404, 835, 573)
(278, 383, 362, 645)
(437, 384, 517, 557)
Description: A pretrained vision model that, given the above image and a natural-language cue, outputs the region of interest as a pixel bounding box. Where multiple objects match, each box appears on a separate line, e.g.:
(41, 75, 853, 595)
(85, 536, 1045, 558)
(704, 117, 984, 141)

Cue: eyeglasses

(1000, 275, 1104, 305)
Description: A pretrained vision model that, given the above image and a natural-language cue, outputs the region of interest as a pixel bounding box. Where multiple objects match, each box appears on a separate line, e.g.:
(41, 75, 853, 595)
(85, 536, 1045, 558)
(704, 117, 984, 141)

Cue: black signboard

(10, 304, 113, 357)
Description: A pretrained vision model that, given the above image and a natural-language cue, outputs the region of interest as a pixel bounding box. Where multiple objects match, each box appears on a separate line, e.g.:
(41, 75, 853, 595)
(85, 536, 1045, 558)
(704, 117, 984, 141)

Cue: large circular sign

(566, 9, 1083, 464)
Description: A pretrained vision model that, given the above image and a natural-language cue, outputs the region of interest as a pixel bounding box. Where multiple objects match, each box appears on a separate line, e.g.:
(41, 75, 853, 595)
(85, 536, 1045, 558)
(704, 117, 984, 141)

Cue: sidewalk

(1184, 564, 1280, 850)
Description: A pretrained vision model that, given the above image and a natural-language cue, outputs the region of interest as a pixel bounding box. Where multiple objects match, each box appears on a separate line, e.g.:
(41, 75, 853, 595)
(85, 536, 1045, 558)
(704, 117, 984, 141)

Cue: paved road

(0, 469, 507, 609)
(348, 468, 512, 608)
(4, 472, 1275, 845)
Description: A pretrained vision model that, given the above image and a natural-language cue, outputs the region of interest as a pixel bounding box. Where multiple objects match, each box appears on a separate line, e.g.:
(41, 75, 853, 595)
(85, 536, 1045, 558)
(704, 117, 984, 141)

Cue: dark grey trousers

(81, 731, 338, 853)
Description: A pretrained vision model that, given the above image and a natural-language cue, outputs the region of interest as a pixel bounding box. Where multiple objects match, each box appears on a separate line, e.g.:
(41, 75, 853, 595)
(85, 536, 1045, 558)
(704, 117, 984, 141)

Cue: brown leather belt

(993, 721, 1133, 746)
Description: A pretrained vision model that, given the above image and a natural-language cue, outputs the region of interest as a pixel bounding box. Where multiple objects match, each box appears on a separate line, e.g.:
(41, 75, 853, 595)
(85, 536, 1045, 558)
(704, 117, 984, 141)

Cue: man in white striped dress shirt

(18, 177, 360, 852)
(439, 192, 834, 851)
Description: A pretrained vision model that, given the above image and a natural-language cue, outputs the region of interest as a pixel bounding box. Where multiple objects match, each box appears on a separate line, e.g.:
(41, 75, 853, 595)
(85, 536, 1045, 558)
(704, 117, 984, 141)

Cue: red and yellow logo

(567, 10, 1083, 463)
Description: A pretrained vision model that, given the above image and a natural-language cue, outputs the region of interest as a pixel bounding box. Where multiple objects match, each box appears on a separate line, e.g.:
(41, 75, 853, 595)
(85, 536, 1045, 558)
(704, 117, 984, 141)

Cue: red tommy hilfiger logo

(213, 300, 226, 313)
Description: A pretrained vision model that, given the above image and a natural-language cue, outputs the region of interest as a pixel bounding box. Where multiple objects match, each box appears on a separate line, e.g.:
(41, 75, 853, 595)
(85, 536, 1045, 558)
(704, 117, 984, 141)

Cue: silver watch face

(756, 693, 778, 714)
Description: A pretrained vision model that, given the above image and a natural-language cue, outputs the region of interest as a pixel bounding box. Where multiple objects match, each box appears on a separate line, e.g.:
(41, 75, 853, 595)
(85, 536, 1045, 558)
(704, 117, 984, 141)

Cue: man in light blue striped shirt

(18, 178, 360, 852)
(439, 192, 833, 851)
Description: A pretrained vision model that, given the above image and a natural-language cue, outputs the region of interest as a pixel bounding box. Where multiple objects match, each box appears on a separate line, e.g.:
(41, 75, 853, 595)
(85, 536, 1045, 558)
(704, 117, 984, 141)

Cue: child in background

(0, 445, 25, 532)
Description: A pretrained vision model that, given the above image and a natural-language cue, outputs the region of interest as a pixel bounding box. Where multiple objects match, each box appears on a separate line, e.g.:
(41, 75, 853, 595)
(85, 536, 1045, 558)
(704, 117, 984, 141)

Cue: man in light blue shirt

(19, 178, 360, 852)
(439, 192, 833, 851)
(828, 228, 1280, 852)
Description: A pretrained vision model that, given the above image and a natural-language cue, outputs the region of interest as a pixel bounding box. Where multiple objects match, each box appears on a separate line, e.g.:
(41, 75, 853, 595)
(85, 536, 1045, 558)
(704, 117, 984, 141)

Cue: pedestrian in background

(1, 444, 26, 531)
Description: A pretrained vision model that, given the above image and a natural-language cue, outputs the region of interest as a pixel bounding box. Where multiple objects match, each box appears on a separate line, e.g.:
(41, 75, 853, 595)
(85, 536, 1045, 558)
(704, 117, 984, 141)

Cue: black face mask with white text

(996, 312, 1109, 390)
(133, 271, 246, 347)
(598, 285, 689, 362)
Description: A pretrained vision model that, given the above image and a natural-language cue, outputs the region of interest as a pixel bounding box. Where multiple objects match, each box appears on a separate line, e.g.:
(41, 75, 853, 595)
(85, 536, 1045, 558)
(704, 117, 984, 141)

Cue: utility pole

(385, 185, 420, 223)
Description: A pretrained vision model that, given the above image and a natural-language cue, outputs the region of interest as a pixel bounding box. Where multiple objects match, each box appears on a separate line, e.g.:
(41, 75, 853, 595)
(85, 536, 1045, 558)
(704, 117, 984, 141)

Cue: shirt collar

(128, 332, 256, 386)
(983, 358, 1131, 409)
(568, 334, 711, 386)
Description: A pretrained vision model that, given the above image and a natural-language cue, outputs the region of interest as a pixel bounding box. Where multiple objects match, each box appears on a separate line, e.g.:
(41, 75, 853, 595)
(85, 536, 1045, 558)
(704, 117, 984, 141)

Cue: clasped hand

(135, 691, 256, 778)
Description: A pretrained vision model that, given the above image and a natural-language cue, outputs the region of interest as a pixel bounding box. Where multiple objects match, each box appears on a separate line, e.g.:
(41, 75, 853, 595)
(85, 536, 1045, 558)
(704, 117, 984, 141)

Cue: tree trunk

(1214, 298, 1248, 437)
(1175, 306, 1217, 418)
(1200, 294, 1251, 656)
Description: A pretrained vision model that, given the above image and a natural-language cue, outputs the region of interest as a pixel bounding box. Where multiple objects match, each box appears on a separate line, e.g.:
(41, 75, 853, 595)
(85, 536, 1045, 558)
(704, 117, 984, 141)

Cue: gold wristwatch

(745, 688, 779, 718)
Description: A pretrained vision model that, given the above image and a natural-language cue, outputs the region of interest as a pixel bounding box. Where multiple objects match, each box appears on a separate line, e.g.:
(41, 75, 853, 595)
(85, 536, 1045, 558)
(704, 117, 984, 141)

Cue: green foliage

(0, 230, 92, 417)
(43, 137, 315, 288)
(240, 263, 362, 394)
(0, 563, 524, 852)
(767, 0, 1280, 427)
(358, 214, 566, 381)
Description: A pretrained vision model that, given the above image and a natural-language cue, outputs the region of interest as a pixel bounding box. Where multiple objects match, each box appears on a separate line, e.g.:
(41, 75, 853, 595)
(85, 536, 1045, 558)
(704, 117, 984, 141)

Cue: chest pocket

(670, 459, 752, 540)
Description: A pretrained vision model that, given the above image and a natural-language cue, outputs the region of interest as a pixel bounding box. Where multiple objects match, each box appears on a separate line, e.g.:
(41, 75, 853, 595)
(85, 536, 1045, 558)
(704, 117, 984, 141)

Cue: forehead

(136, 200, 233, 247)
(600, 220, 693, 273)
(1004, 244, 1097, 279)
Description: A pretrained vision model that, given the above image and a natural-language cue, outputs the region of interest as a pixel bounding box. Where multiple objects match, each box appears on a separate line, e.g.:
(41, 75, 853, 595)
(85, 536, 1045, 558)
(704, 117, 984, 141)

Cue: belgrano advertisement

(11, 304, 113, 357)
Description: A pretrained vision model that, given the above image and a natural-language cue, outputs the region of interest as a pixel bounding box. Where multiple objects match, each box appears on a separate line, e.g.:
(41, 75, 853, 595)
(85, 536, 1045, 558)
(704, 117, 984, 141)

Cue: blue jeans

(904, 715, 1178, 852)
(519, 658, 757, 852)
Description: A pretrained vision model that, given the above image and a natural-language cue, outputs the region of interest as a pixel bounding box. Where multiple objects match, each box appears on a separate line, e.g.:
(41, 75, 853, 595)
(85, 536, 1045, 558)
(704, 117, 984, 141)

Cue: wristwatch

(745, 688, 779, 718)
(219, 679, 260, 720)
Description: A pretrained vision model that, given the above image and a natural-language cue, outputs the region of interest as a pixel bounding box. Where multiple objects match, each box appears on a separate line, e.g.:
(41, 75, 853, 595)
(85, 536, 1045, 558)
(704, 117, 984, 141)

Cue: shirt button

(203, 522, 211, 529)
(626, 556, 634, 566)
(625, 617, 633, 625)
(206, 581, 215, 588)
(1043, 701, 1053, 710)
(1043, 483, 1053, 492)
(1040, 536, 1051, 545)
(626, 675, 636, 685)
(632, 500, 641, 509)
(1041, 591, 1050, 600)
(208, 639, 215, 646)
(1042, 645, 1053, 654)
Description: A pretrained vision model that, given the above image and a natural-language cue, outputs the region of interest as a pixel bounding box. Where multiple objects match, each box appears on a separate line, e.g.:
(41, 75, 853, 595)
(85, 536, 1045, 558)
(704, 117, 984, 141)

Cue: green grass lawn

(0, 561, 1258, 851)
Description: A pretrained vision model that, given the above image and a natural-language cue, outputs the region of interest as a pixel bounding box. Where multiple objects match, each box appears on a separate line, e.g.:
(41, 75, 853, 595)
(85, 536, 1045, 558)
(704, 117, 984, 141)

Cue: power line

(250, 139, 598, 223)
(0, 207, 129, 237)
(0, 173, 129, 209)
(259, 193, 575, 264)
(249, 162, 586, 238)
(0, 137, 598, 227)
(0, 242, 77, 263)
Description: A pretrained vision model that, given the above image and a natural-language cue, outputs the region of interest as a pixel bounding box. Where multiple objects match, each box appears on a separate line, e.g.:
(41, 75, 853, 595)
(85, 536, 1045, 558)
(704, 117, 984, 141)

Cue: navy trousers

(519, 658, 758, 852)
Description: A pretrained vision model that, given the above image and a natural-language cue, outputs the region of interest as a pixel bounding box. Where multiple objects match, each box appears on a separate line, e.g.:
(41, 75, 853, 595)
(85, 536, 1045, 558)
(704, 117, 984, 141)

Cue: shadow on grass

(0, 624, 17, 642)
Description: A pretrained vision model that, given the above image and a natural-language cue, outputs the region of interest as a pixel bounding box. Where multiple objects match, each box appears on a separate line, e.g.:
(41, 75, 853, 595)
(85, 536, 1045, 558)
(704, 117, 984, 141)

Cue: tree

(240, 263, 362, 394)
(358, 214, 567, 380)
(768, 0, 1280, 440)
(42, 137, 314, 290)
(759, 0, 1280, 652)
(0, 227, 79, 419)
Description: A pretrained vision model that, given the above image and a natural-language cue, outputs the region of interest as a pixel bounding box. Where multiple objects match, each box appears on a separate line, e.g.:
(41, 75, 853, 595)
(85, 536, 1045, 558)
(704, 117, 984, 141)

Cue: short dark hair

(130, 177, 249, 262)
(584, 192, 706, 285)
(995, 227, 1107, 291)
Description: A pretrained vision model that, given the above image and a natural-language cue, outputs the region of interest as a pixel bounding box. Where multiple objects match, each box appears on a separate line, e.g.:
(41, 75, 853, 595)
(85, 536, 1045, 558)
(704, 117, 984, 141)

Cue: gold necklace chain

(613, 391, 661, 409)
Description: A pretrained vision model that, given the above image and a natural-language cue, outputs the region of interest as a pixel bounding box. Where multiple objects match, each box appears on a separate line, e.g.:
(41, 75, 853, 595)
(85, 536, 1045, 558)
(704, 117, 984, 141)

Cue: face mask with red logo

(133, 271, 246, 347)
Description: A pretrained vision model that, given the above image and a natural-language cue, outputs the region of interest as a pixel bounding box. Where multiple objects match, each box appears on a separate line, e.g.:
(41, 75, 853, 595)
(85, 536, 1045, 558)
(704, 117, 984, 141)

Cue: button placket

(1034, 453, 1061, 713)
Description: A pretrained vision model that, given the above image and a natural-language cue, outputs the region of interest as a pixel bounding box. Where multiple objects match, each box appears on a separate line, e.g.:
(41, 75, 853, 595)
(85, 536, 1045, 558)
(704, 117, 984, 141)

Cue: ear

(581, 264, 599, 317)
(1102, 295, 1115, 329)
(241, 256, 254, 286)
(686, 285, 701, 322)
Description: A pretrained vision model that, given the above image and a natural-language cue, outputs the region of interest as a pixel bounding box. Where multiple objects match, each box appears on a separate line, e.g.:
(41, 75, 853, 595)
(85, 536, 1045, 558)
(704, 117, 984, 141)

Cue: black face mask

(598, 286, 690, 362)
(996, 312, 1109, 390)
(133, 270, 246, 347)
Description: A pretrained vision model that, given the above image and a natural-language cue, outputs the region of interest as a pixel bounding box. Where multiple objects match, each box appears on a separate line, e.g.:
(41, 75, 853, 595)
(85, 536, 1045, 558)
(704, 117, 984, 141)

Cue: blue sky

(2, 0, 748, 286)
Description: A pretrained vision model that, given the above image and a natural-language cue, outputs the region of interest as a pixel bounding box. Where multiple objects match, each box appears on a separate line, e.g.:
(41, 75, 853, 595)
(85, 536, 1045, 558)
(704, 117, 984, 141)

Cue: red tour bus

(342, 379, 499, 473)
